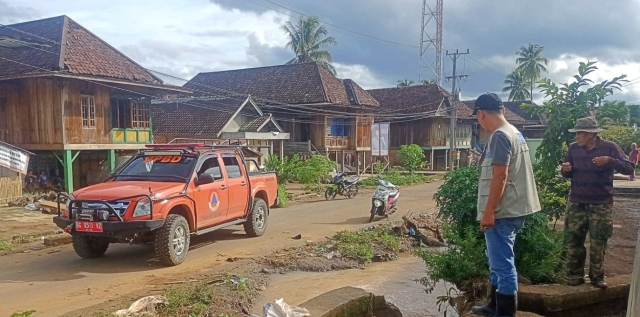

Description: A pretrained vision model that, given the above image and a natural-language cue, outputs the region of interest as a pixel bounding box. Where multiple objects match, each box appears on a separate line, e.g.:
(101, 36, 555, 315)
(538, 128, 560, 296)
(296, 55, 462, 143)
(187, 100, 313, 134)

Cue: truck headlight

(133, 198, 151, 217)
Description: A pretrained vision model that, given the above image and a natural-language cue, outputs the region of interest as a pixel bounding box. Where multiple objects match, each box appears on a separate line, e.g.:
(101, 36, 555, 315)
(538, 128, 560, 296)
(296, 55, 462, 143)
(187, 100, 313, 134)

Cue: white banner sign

(0, 142, 30, 174)
(371, 122, 390, 156)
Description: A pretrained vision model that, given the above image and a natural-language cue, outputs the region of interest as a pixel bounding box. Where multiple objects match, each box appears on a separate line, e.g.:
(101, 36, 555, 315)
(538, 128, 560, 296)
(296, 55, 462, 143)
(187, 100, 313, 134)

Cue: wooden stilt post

(107, 149, 116, 173)
(63, 150, 80, 193)
(627, 222, 640, 317)
(279, 140, 284, 160)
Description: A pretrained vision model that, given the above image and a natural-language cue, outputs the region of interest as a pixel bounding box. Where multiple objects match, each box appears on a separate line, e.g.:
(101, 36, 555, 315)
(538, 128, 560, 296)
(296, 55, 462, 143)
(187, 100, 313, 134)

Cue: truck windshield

(114, 155, 196, 182)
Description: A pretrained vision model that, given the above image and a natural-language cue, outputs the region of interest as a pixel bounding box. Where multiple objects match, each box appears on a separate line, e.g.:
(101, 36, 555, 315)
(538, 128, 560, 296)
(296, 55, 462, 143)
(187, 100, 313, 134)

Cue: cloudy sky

(3, 0, 640, 104)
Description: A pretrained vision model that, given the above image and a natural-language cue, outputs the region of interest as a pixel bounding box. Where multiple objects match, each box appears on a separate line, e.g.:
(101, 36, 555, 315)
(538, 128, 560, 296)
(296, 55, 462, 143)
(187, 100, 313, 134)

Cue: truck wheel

(155, 214, 190, 266)
(245, 198, 268, 237)
(72, 235, 109, 259)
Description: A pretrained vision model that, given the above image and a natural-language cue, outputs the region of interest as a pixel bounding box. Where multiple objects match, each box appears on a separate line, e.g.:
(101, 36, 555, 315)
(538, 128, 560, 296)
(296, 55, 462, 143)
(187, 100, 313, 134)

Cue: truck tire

(72, 235, 109, 259)
(244, 198, 268, 237)
(154, 214, 190, 266)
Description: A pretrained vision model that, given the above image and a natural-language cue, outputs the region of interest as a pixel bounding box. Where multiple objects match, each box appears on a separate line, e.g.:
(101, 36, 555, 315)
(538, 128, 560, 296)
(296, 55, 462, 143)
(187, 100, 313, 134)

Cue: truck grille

(80, 201, 131, 216)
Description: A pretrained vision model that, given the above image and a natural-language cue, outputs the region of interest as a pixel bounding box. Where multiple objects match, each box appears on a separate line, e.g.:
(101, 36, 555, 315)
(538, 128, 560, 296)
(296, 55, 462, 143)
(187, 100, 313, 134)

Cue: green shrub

(297, 155, 336, 192)
(418, 166, 565, 294)
(533, 162, 570, 225)
(599, 125, 640, 152)
(396, 144, 426, 172)
(275, 184, 289, 208)
(433, 167, 480, 237)
(264, 154, 302, 184)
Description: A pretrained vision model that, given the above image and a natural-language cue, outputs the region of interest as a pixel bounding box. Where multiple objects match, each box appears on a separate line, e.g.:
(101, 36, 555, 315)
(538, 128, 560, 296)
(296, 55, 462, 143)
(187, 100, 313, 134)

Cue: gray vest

(477, 124, 541, 220)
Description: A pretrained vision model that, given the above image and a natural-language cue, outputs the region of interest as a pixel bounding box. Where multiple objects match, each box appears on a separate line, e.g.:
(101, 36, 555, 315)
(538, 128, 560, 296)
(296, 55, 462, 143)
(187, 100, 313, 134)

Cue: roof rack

(143, 143, 258, 152)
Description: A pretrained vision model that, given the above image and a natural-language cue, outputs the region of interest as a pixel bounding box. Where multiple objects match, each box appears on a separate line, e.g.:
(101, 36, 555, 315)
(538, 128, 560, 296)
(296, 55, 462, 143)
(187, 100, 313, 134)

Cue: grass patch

(156, 273, 261, 317)
(360, 170, 434, 188)
(333, 225, 402, 263)
(0, 238, 13, 251)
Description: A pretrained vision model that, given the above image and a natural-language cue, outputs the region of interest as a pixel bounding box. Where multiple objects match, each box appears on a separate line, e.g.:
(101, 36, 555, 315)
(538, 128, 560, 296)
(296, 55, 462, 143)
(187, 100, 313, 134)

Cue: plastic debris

(113, 295, 168, 316)
(24, 204, 38, 211)
(325, 251, 335, 259)
(263, 298, 310, 317)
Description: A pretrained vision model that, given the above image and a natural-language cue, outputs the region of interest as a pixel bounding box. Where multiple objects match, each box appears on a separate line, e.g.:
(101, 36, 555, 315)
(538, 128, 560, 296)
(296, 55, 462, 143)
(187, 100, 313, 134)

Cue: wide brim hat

(568, 117, 604, 133)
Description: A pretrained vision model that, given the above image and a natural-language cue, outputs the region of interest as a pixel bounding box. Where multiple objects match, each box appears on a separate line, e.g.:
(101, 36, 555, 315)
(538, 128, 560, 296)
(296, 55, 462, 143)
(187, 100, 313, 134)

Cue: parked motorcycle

(369, 176, 400, 223)
(325, 172, 361, 200)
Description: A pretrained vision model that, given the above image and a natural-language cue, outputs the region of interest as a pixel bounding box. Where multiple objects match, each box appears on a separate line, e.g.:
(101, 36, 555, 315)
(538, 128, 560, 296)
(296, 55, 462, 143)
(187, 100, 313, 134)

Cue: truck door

(193, 155, 229, 228)
(221, 153, 251, 220)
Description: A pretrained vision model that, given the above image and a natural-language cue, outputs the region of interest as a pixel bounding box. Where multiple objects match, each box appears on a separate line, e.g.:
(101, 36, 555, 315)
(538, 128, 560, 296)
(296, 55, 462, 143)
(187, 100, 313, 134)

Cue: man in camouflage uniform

(561, 117, 634, 289)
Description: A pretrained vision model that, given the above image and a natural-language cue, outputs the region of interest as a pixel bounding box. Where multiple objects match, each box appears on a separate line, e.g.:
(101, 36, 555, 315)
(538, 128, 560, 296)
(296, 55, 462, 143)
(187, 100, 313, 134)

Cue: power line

(241, 0, 418, 49)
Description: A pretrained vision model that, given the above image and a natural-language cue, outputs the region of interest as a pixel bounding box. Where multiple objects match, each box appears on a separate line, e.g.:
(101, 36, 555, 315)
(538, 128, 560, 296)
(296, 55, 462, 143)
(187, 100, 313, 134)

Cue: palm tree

(420, 79, 437, 85)
(397, 79, 414, 87)
(502, 69, 531, 102)
(282, 16, 337, 75)
(515, 43, 549, 100)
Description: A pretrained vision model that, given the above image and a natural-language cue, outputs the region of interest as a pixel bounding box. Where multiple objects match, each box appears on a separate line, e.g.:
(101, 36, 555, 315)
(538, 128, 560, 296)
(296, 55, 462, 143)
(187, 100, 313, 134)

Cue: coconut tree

(282, 16, 337, 75)
(420, 79, 437, 85)
(515, 43, 550, 100)
(502, 69, 531, 101)
(397, 79, 414, 87)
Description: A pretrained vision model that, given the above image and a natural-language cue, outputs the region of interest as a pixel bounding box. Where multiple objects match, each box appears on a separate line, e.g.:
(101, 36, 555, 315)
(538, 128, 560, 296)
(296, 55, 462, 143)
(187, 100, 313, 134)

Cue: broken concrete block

(43, 234, 72, 246)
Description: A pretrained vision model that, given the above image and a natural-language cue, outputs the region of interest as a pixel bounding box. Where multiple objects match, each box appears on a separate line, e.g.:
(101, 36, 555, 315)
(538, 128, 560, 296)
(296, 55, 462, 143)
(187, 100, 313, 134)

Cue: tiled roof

(502, 101, 540, 122)
(151, 97, 246, 137)
(461, 100, 525, 122)
(239, 116, 271, 132)
(367, 84, 470, 119)
(0, 16, 162, 85)
(184, 62, 379, 107)
(461, 100, 542, 124)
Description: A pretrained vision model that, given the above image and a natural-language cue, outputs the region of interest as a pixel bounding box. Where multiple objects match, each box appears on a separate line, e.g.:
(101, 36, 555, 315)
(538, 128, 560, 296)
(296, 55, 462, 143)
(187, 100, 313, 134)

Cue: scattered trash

(263, 298, 310, 317)
(113, 295, 168, 316)
(292, 234, 302, 240)
(229, 275, 247, 286)
(325, 251, 335, 259)
(24, 204, 38, 211)
(305, 240, 313, 244)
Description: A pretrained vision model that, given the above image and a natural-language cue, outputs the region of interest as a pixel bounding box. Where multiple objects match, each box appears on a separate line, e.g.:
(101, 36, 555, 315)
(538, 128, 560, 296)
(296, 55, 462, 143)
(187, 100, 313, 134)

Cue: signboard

(0, 141, 30, 174)
(371, 122, 390, 156)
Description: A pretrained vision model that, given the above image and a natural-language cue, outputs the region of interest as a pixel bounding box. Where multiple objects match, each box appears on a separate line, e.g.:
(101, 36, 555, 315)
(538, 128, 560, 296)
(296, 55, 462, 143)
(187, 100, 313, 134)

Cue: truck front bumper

(53, 216, 165, 237)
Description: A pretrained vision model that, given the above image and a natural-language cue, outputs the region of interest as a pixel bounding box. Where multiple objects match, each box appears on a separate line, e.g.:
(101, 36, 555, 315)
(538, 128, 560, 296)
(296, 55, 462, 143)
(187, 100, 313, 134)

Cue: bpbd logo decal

(209, 190, 220, 212)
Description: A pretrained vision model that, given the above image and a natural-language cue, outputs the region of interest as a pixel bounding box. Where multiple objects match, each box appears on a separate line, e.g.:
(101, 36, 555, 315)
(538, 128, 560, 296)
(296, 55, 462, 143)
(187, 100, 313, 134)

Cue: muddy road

(0, 181, 442, 316)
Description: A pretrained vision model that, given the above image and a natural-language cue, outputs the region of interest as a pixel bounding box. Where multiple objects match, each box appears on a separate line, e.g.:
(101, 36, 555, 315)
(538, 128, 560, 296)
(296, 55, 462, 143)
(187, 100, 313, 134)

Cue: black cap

(473, 92, 504, 115)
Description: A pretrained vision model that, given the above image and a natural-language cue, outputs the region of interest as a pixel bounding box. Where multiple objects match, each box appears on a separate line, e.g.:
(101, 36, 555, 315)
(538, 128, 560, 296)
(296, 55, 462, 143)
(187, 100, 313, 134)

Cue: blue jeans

(484, 216, 526, 295)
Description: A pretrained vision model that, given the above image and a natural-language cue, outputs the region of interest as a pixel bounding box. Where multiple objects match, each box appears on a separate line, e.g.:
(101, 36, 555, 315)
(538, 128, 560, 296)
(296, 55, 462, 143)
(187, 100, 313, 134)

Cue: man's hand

(480, 211, 495, 232)
(593, 156, 611, 167)
(561, 162, 572, 173)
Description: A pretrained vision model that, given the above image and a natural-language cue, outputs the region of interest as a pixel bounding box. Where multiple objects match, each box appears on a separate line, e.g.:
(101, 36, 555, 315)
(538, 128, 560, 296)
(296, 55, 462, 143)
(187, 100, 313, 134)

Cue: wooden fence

(0, 174, 22, 204)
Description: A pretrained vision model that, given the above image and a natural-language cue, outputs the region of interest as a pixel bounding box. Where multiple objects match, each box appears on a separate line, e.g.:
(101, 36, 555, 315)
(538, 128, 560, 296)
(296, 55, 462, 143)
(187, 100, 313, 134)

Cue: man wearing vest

(471, 93, 541, 317)
(561, 117, 634, 289)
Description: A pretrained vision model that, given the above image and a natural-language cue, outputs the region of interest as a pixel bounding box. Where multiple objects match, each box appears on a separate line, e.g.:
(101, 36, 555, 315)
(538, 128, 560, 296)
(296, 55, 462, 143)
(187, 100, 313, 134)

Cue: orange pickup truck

(53, 144, 278, 266)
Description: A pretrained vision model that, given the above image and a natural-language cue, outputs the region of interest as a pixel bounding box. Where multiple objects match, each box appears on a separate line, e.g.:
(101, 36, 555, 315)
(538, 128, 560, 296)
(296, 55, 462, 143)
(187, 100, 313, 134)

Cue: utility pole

(445, 49, 469, 171)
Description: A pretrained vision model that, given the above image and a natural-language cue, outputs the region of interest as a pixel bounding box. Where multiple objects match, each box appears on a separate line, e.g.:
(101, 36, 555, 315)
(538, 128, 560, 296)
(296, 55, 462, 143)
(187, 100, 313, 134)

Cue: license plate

(75, 221, 103, 232)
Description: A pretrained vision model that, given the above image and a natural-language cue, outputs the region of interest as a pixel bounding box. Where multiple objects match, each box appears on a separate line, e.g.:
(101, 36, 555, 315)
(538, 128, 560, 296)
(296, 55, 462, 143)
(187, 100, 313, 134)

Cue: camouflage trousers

(563, 202, 614, 282)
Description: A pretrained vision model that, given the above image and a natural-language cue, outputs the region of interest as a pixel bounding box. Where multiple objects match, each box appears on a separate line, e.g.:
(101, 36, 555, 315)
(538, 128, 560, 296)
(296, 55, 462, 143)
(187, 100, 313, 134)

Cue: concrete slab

(518, 274, 631, 316)
(299, 286, 402, 317)
(43, 234, 72, 246)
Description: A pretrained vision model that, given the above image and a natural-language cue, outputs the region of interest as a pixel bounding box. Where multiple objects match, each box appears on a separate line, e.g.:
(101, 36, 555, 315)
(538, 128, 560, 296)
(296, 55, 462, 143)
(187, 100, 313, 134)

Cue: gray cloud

(0, 0, 39, 23)
(209, 0, 640, 99)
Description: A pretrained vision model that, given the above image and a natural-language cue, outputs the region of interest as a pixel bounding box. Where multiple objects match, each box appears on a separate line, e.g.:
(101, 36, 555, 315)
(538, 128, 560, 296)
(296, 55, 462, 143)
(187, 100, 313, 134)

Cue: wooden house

(183, 63, 379, 173)
(367, 85, 474, 170)
(0, 16, 188, 192)
(461, 100, 546, 153)
(151, 95, 290, 166)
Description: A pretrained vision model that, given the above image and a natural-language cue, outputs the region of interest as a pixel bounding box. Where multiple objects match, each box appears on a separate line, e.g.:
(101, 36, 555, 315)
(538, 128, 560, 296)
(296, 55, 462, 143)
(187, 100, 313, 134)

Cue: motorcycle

(325, 172, 361, 200)
(369, 176, 400, 223)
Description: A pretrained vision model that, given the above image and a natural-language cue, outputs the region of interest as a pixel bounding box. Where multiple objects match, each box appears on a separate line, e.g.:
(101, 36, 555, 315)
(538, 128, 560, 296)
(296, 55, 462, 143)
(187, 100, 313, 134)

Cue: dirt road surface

(0, 181, 442, 316)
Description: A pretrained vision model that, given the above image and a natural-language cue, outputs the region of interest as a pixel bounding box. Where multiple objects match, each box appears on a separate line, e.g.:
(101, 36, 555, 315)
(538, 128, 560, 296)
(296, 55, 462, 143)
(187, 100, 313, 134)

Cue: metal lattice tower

(419, 0, 444, 85)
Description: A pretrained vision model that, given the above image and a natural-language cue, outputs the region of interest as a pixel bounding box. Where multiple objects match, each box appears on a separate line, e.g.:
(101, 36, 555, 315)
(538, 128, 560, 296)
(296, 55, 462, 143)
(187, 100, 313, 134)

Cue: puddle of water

(253, 255, 457, 317)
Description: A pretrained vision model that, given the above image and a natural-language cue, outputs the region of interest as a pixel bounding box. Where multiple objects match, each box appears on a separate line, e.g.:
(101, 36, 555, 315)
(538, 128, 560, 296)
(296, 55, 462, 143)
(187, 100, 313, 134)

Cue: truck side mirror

(196, 173, 215, 186)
